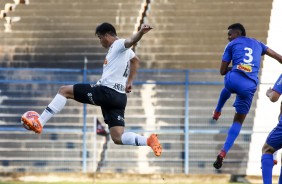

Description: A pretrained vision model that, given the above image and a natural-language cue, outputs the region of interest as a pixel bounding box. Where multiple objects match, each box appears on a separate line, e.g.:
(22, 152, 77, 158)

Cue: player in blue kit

(213, 23, 282, 169)
(261, 74, 282, 184)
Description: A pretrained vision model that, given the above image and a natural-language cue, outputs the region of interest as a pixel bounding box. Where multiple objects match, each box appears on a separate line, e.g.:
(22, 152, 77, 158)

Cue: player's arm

(125, 56, 140, 93)
(265, 48, 282, 64)
(124, 24, 152, 48)
(266, 87, 281, 102)
(220, 61, 231, 75)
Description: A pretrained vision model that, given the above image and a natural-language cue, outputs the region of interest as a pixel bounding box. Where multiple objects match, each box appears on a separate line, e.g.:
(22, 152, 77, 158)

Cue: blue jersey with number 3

(222, 36, 268, 83)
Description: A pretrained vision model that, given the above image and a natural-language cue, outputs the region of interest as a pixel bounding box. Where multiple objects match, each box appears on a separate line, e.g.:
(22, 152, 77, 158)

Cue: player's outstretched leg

(21, 117, 42, 134)
(214, 122, 242, 169)
(213, 150, 226, 169)
(21, 93, 67, 134)
(147, 134, 162, 156)
(212, 88, 231, 121)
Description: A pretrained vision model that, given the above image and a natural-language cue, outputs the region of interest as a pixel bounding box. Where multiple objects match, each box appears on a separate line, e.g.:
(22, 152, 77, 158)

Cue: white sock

(38, 94, 67, 126)
(273, 151, 278, 161)
(121, 132, 147, 146)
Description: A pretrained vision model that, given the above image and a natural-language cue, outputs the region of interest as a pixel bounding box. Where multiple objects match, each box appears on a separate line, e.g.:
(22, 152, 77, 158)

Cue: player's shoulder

(111, 39, 127, 52)
(236, 36, 266, 46)
(244, 36, 264, 44)
(113, 38, 125, 46)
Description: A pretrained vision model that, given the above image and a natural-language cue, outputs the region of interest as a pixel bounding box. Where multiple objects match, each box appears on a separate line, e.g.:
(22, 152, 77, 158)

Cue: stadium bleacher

(0, 0, 142, 68)
(136, 0, 272, 69)
(0, 0, 274, 176)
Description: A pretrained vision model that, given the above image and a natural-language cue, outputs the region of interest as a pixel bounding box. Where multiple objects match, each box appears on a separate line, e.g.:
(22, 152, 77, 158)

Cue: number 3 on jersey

(244, 47, 253, 63)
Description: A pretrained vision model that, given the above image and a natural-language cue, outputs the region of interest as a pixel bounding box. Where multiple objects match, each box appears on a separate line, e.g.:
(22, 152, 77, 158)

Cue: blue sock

(261, 154, 274, 184)
(222, 122, 242, 153)
(215, 88, 231, 112)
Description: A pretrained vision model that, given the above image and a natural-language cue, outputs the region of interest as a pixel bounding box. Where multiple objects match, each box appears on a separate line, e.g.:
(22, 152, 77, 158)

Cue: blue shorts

(266, 121, 282, 150)
(224, 71, 257, 114)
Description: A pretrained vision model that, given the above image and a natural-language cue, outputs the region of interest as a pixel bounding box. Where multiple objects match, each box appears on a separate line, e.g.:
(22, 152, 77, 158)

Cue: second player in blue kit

(261, 74, 282, 184)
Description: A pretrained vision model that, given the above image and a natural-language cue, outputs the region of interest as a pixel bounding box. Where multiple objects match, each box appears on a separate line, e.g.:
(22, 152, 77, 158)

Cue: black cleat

(213, 154, 224, 169)
(213, 151, 226, 169)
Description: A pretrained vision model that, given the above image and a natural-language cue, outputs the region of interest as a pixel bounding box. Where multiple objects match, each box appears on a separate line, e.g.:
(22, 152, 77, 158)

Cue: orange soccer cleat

(21, 116, 42, 134)
(147, 134, 162, 157)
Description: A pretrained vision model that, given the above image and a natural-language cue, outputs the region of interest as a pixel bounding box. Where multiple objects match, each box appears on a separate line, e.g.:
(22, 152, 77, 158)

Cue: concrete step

(151, 2, 271, 9)
(0, 141, 104, 150)
(0, 132, 106, 140)
(11, 3, 141, 11)
(148, 9, 270, 17)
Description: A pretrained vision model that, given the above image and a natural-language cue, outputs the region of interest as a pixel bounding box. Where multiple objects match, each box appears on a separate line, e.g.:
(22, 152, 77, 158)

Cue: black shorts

(73, 84, 127, 128)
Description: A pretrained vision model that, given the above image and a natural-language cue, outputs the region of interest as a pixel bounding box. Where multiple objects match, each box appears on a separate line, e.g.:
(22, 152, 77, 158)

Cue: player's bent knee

(262, 143, 275, 154)
(111, 136, 122, 145)
(58, 85, 74, 98)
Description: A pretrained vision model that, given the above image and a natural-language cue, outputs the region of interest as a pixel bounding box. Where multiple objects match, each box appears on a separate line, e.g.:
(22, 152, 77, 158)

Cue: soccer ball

(21, 111, 40, 130)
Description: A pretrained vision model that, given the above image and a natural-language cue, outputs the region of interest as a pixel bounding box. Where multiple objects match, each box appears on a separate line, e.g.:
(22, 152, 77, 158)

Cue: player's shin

(39, 94, 67, 126)
(261, 154, 274, 184)
(215, 88, 231, 112)
(222, 122, 242, 153)
(121, 132, 147, 146)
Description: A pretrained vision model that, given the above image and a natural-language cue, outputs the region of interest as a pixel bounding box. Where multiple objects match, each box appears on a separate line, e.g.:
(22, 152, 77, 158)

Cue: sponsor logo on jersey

(237, 64, 252, 72)
(113, 83, 125, 92)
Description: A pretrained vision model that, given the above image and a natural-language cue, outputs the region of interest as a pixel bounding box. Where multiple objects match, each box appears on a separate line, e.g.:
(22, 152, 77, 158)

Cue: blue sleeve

(222, 43, 232, 62)
(273, 74, 282, 94)
(259, 41, 268, 55)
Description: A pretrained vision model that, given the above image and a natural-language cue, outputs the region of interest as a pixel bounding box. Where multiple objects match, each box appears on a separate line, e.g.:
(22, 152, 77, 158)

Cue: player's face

(227, 29, 239, 42)
(97, 34, 109, 48)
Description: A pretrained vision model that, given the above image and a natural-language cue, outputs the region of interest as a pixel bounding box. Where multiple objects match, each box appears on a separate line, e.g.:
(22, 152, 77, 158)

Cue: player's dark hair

(95, 22, 117, 36)
(228, 23, 246, 36)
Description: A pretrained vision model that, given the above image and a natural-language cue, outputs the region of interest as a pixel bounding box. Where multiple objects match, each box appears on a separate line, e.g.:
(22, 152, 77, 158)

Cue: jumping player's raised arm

(124, 24, 152, 48)
(265, 48, 282, 64)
